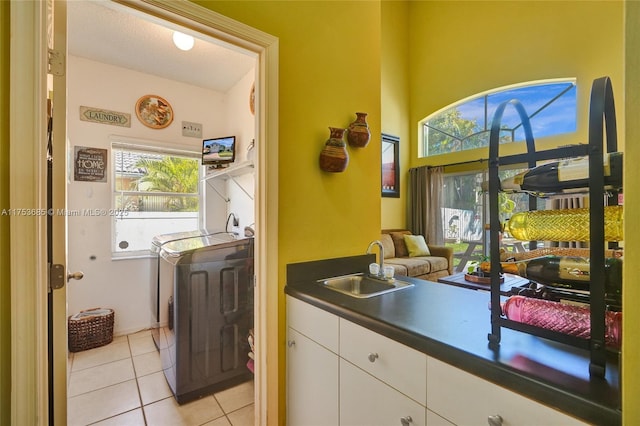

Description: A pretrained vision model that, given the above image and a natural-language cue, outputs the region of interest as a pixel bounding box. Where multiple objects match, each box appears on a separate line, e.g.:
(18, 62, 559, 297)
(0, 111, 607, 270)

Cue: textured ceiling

(67, 1, 256, 92)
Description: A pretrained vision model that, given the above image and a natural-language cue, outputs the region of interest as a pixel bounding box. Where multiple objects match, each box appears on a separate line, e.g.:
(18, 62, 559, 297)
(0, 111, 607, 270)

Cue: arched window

(420, 79, 576, 157)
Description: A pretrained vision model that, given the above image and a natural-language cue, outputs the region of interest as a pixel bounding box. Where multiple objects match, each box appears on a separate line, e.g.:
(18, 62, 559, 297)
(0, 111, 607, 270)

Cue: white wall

(202, 69, 257, 235)
(224, 69, 257, 164)
(67, 56, 256, 335)
(227, 71, 257, 235)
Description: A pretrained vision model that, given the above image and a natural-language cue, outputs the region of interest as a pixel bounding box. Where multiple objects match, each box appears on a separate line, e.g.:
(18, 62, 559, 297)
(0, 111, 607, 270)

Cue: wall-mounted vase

(319, 127, 349, 172)
(347, 112, 371, 148)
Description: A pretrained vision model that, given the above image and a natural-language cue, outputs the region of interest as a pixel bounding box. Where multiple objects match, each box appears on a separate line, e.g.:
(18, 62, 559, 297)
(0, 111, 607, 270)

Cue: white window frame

(442, 168, 546, 272)
(420, 78, 577, 158)
(111, 138, 201, 257)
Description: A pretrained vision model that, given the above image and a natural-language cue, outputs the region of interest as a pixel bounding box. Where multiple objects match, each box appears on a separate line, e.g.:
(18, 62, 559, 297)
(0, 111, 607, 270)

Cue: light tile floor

(67, 330, 255, 426)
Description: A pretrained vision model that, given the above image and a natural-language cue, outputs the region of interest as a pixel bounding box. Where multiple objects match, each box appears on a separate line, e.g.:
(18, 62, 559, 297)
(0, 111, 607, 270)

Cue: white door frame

(9, 0, 279, 423)
(9, 1, 49, 424)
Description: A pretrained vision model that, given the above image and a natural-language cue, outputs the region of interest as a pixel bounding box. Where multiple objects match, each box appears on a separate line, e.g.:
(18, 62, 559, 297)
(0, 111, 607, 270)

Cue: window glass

(422, 80, 576, 157)
(442, 170, 545, 272)
(112, 144, 200, 254)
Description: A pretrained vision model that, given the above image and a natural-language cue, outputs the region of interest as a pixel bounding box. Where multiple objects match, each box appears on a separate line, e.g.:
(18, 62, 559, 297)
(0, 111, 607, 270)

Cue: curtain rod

(415, 158, 488, 170)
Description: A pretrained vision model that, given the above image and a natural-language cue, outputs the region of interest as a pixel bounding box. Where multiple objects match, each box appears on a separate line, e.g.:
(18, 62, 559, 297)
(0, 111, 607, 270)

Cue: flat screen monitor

(202, 136, 236, 168)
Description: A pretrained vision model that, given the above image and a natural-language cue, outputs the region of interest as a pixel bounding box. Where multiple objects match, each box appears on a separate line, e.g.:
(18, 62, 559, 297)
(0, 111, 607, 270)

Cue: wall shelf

(202, 160, 254, 182)
(201, 160, 255, 203)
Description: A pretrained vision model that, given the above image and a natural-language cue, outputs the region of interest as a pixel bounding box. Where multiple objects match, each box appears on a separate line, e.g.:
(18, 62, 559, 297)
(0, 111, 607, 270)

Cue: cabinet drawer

(426, 409, 454, 426)
(340, 359, 426, 426)
(286, 296, 338, 353)
(340, 318, 427, 403)
(426, 357, 588, 425)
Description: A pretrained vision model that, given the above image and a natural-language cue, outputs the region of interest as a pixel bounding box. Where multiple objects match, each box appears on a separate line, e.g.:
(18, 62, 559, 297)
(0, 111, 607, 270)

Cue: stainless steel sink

(317, 273, 414, 298)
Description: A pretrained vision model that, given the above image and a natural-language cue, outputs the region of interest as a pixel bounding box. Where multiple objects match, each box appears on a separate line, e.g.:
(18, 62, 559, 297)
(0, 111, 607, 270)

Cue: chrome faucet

(366, 240, 385, 276)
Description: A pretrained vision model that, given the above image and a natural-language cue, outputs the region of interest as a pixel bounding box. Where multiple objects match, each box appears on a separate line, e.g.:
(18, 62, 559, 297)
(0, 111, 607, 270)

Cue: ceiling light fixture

(173, 31, 194, 51)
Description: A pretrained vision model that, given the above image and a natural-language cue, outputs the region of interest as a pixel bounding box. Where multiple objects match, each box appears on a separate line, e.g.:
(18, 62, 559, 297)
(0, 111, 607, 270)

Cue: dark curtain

(408, 166, 444, 245)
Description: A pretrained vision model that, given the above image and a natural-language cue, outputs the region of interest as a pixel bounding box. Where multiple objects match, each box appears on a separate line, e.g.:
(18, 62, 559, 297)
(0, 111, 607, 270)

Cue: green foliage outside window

(422, 80, 577, 157)
(424, 107, 513, 156)
(134, 156, 199, 211)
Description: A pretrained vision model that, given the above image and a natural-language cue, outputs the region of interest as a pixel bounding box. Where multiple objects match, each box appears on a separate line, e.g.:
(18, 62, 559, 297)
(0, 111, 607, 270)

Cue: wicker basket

(68, 308, 114, 352)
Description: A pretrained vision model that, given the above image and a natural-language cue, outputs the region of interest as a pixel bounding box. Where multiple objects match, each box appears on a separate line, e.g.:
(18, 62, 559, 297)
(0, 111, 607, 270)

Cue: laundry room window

(112, 142, 201, 255)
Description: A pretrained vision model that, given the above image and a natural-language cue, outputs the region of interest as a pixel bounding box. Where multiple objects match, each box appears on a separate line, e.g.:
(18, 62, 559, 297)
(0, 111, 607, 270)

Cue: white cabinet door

(340, 359, 426, 426)
(426, 357, 588, 426)
(340, 318, 427, 403)
(287, 295, 339, 353)
(426, 409, 454, 426)
(286, 296, 339, 425)
(287, 327, 339, 426)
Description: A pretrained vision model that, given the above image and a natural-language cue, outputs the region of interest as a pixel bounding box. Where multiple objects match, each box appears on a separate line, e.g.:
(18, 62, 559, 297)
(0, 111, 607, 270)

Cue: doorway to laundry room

(63, 1, 269, 424)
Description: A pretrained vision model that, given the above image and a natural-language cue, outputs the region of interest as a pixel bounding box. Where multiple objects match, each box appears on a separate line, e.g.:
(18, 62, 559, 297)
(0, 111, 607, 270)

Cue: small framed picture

(135, 95, 173, 129)
(382, 133, 400, 198)
(74, 146, 108, 182)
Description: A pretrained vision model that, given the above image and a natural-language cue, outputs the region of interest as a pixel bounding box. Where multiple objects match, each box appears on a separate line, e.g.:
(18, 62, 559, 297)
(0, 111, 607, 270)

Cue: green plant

(467, 254, 490, 274)
(498, 192, 516, 214)
(133, 156, 199, 211)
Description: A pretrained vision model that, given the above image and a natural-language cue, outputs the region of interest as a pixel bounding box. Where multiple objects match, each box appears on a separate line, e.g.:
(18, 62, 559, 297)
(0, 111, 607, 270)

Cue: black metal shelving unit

(487, 76, 619, 378)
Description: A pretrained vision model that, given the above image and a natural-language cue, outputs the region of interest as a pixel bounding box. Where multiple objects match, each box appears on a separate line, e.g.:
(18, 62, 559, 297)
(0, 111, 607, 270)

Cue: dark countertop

(285, 255, 621, 425)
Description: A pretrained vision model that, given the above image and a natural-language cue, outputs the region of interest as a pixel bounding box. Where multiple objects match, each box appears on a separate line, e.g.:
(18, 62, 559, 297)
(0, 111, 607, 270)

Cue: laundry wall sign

(79, 106, 131, 127)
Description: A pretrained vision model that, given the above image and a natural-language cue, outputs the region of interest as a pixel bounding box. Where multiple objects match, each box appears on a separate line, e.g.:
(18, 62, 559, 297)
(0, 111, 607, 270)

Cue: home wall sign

(135, 95, 174, 129)
(79, 106, 131, 127)
(74, 146, 108, 182)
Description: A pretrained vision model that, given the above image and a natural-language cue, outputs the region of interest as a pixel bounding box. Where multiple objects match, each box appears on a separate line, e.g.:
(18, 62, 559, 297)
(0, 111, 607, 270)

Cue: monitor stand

(207, 164, 229, 170)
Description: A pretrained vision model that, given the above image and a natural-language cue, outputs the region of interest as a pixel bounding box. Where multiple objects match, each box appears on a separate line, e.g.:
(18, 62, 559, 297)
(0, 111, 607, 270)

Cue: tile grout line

(69, 340, 130, 373)
(85, 408, 140, 426)
(69, 331, 254, 425)
(128, 334, 149, 426)
(211, 394, 232, 426)
(67, 378, 138, 401)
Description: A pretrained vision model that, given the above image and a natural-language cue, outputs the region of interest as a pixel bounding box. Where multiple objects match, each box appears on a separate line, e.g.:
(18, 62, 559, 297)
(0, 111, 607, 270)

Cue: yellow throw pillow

(403, 234, 431, 257)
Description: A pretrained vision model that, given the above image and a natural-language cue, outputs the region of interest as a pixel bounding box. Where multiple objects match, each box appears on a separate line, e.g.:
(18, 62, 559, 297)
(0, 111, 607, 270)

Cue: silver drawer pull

(287, 340, 295, 347)
(368, 352, 379, 362)
(487, 414, 503, 426)
(400, 416, 412, 426)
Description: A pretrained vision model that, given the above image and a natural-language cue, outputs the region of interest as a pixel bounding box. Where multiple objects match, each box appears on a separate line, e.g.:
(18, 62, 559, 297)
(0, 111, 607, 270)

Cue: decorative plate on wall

(135, 95, 174, 129)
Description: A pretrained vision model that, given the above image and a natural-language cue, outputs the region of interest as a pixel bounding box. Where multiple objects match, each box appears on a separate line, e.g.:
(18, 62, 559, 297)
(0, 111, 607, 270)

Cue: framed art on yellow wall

(382, 133, 400, 197)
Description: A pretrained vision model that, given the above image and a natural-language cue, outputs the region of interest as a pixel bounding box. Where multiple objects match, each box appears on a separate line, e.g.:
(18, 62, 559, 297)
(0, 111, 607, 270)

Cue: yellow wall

(198, 0, 382, 257)
(190, 1, 638, 423)
(408, 1, 624, 169)
(381, 1, 409, 229)
(408, 1, 632, 422)
(0, 0, 10, 424)
(1, 1, 634, 424)
(194, 1, 381, 423)
(623, 2, 640, 423)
